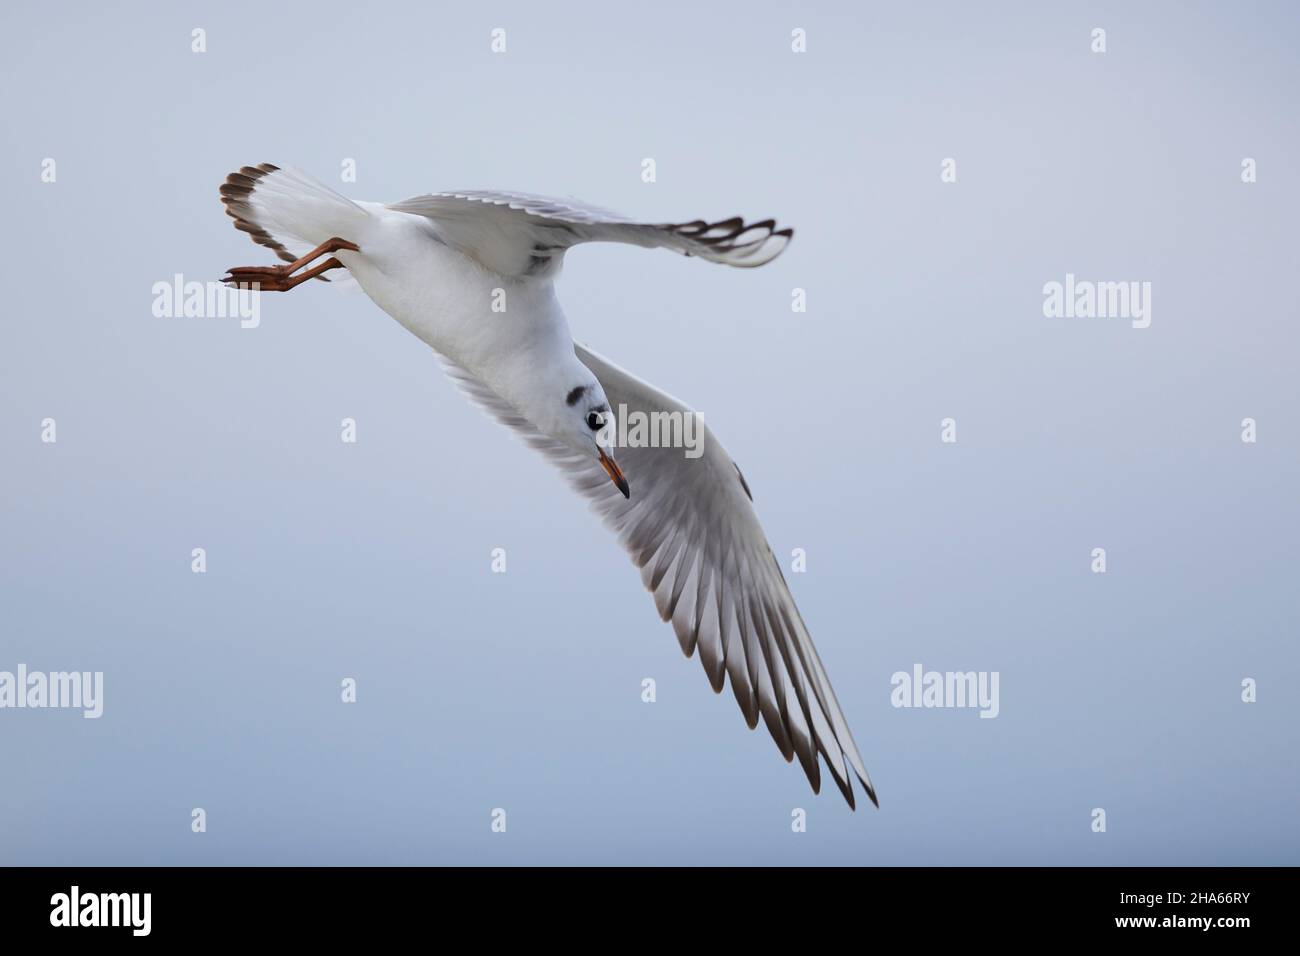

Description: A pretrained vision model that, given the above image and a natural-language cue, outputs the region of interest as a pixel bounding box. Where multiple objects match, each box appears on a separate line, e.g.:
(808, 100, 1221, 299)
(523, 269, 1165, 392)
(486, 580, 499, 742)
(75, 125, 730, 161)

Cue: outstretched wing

(387, 190, 792, 278)
(439, 344, 876, 808)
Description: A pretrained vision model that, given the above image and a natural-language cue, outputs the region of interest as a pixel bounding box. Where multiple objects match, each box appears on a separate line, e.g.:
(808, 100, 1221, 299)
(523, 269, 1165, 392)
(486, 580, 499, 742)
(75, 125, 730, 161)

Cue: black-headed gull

(220, 164, 877, 808)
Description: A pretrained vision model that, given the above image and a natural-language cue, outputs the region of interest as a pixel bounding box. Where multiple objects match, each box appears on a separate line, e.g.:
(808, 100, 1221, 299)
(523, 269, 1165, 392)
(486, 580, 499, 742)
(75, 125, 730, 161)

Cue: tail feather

(220, 163, 368, 283)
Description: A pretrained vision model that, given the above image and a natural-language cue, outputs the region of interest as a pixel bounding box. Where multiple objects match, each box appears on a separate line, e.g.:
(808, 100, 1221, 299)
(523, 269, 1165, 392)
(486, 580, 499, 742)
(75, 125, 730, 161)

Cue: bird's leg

(233, 256, 348, 292)
(223, 236, 360, 291)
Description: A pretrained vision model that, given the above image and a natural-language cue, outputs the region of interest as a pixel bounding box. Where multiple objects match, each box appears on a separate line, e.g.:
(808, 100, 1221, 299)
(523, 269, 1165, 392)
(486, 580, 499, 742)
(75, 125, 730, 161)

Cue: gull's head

(559, 380, 629, 499)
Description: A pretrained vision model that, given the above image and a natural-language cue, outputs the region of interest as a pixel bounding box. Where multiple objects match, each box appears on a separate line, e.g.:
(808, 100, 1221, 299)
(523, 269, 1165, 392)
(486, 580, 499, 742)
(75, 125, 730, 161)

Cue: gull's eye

(586, 410, 606, 431)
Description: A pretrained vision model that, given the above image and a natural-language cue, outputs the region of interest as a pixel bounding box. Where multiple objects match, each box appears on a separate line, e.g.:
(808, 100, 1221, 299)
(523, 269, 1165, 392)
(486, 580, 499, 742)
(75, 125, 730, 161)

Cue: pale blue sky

(1, 0, 1297, 864)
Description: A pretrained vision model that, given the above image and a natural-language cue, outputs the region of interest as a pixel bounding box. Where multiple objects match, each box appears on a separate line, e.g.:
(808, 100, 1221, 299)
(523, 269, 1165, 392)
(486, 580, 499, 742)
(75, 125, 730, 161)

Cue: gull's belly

(334, 210, 565, 375)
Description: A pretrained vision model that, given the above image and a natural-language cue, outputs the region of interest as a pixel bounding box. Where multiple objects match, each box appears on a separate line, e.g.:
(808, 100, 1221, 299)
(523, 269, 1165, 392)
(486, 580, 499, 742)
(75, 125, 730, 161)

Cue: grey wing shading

(386, 189, 792, 278)
(438, 344, 876, 808)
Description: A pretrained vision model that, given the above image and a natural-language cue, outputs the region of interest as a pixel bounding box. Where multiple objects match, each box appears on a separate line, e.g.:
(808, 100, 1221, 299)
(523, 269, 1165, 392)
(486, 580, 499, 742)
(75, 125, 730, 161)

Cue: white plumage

(220, 164, 875, 808)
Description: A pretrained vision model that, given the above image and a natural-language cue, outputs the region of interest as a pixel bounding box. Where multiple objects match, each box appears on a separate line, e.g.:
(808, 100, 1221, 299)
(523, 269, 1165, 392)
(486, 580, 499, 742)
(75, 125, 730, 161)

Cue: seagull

(220, 164, 877, 808)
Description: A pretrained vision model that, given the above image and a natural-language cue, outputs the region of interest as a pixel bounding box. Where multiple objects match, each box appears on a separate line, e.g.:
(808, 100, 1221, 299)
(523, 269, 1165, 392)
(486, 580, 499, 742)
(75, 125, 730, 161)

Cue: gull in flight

(220, 164, 877, 808)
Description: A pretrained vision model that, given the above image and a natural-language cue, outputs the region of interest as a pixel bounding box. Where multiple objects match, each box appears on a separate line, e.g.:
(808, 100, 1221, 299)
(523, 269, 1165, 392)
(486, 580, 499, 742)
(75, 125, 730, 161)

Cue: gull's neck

(471, 295, 591, 444)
